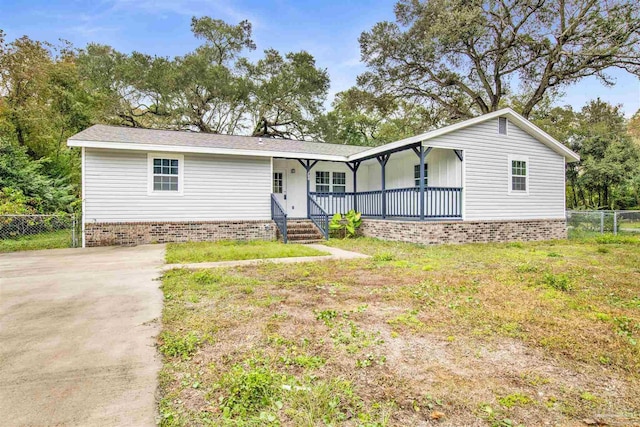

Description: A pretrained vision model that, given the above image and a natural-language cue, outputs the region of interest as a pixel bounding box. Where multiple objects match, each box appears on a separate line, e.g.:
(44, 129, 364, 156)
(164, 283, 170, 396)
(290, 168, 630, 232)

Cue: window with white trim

(510, 158, 528, 193)
(273, 172, 283, 194)
(152, 158, 179, 191)
(414, 163, 428, 187)
(316, 171, 330, 192)
(333, 172, 346, 193)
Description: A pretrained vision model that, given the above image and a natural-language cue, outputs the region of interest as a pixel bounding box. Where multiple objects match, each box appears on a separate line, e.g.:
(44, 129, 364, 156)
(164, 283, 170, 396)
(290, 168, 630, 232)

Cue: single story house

(67, 108, 580, 247)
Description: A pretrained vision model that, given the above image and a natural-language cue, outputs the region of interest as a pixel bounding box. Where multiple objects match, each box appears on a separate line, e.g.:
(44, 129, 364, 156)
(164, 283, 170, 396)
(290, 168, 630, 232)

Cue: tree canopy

(358, 0, 640, 119)
(76, 17, 329, 138)
(532, 100, 640, 209)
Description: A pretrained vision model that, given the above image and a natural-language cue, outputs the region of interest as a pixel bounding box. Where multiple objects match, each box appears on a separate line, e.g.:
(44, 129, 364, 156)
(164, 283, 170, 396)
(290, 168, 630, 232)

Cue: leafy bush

(329, 209, 362, 238)
(0, 142, 77, 213)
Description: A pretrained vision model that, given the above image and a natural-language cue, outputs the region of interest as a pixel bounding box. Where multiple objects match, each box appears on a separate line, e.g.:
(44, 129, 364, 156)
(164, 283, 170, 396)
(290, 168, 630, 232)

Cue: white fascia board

(67, 139, 349, 162)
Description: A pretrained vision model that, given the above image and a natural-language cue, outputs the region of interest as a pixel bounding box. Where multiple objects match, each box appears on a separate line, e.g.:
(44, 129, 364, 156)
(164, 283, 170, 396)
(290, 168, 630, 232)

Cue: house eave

(66, 139, 351, 162)
(68, 108, 580, 163)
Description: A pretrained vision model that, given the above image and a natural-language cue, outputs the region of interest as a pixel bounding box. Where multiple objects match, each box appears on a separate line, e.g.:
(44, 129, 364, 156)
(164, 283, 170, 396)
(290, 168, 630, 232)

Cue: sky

(2, 0, 639, 117)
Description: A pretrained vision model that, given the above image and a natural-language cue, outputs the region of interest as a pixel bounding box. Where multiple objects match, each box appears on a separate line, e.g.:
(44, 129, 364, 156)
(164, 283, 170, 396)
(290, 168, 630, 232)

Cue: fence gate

(0, 214, 82, 249)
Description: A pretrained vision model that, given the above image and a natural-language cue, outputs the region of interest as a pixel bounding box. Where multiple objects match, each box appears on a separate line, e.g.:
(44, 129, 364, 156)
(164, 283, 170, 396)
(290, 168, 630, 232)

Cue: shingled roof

(69, 125, 369, 157)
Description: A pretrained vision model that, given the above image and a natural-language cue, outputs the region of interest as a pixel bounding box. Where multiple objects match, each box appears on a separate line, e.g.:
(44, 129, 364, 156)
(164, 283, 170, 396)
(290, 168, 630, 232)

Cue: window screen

(316, 171, 330, 192)
(511, 160, 527, 191)
(152, 158, 179, 191)
(273, 172, 283, 194)
(414, 163, 428, 187)
(333, 172, 346, 193)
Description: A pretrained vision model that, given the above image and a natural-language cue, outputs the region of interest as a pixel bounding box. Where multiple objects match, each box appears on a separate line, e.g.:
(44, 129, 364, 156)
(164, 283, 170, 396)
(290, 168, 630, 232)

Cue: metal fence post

(71, 214, 76, 247)
(600, 211, 605, 234)
(613, 211, 617, 235)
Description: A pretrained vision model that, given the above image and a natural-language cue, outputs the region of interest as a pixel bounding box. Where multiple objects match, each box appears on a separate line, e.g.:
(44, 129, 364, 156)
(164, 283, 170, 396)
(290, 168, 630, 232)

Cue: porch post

(412, 145, 431, 220)
(419, 145, 425, 220)
(297, 159, 318, 219)
(347, 161, 361, 212)
(377, 155, 390, 218)
(454, 150, 464, 219)
(306, 161, 311, 218)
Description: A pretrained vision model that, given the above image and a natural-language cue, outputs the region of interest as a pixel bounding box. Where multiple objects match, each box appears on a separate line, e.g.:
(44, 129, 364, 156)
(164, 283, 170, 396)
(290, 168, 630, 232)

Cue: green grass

(165, 240, 329, 263)
(0, 230, 70, 252)
(158, 235, 640, 426)
(620, 221, 640, 230)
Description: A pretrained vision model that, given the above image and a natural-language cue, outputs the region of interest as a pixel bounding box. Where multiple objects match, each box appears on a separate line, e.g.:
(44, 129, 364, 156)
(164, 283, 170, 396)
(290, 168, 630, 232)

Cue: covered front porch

(271, 141, 464, 241)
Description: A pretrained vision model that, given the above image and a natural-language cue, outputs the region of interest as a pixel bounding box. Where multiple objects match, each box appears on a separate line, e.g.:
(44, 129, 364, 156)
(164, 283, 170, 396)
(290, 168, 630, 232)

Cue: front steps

(277, 219, 325, 243)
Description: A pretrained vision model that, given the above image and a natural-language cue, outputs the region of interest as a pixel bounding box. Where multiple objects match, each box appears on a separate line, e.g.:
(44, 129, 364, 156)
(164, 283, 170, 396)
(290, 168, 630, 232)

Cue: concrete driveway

(0, 245, 165, 426)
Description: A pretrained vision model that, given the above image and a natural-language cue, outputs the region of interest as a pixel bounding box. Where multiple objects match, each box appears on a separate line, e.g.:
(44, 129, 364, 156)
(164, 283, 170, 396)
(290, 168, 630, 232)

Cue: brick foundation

(84, 220, 276, 247)
(359, 218, 567, 245)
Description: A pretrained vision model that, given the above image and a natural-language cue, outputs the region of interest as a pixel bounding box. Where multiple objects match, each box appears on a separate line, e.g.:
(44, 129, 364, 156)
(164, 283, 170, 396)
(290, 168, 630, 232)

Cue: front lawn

(165, 240, 329, 264)
(158, 236, 640, 426)
(0, 230, 71, 253)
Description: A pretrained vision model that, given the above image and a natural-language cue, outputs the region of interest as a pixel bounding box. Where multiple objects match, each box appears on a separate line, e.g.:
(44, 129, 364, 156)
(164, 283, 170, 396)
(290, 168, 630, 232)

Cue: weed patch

(159, 331, 202, 360)
(541, 272, 572, 291)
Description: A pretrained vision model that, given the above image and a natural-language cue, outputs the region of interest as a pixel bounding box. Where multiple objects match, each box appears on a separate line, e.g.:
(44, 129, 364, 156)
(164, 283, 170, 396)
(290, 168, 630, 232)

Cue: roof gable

(348, 108, 579, 162)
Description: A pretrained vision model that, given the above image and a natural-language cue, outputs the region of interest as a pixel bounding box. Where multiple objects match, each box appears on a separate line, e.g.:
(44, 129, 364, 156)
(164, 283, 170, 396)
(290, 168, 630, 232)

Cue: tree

(77, 44, 178, 129)
(358, 0, 640, 119)
(0, 140, 76, 213)
(0, 31, 95, 184)
(629, 109, 640, 142)
(0, 31, 55, 155)
(76, 17, 329, 138)
(319, 87, 446, 146)
(172, 17, 255, 133)
(245, 49, 329, 139)
(537, 100, 640, 209)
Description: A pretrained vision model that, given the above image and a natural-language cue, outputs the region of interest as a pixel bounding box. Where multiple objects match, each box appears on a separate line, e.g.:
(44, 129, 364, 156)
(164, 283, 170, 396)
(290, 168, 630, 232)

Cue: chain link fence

(566, 210, 640, 238)
(0, 214, 81, 250)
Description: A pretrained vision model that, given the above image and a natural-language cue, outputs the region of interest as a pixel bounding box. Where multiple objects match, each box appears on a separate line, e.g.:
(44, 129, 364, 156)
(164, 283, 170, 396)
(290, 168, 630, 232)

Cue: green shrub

(329, 210, 362, 238)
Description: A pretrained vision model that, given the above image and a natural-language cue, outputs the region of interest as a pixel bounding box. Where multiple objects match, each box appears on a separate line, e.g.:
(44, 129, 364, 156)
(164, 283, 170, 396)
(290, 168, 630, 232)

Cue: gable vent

(498, 117, 508, 135)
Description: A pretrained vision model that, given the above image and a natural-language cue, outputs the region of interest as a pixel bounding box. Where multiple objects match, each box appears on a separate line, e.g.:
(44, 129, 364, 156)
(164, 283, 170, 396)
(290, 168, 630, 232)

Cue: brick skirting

(84, 220, 276, 247)
(359, 218, 567, 245)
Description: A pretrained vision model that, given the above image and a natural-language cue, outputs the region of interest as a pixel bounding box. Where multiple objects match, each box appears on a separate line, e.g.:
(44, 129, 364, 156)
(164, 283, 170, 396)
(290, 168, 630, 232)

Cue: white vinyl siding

(419, 118, 565, 220)
(84, 148, 271, 222)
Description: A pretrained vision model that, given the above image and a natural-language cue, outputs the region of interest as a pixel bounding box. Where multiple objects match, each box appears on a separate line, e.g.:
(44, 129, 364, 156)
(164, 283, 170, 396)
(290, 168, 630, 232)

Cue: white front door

(273, 170, 287, 212)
